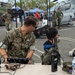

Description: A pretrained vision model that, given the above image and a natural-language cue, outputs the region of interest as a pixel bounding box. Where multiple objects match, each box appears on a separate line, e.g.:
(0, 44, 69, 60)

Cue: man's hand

(26, 50, 34, 59)
(2, 54, 8, 64)
(26, 50, 34, 64)
(4, 58, 8, 64)
(0, 48, 8, 63)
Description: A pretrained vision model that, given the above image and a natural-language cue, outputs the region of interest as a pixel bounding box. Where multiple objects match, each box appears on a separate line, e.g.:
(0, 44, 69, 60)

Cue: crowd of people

(0, 7, 63, 31)
(30, 8, 63, 29)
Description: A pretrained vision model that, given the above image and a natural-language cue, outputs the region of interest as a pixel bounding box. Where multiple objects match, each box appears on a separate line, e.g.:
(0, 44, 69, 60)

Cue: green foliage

(7, 0, 56, 10)
(16, 2, 24, 7)
(16, 2, 20, 7)
(15, 0, 46, 10)
(49, 2, 56, 8)
(0, 7, 6, 13)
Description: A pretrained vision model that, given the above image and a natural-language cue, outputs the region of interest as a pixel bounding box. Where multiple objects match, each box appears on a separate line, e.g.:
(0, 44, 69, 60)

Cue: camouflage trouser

(52, 20, 57, 28)
(41, 50, 52, 65)
(5, 22, 12, 31)
(57, 19, 62, 28)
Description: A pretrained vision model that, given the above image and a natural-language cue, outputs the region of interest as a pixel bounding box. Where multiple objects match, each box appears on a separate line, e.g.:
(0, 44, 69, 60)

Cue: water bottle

(72, 57, 75, 75)
(51, 50, 58, 72)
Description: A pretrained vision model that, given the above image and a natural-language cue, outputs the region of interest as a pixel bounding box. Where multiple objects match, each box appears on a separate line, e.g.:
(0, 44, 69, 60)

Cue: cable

(0, 63, 12, 75)
(0, 64, 26, 75)
(0, 72, 12, 75)
(11, 64, 26, 75)
(12, 70, 16, 75)
(0, 55, 16, 75)
(0, 65, 1, 72)
(0, 41, 5, 48)
(18, 64, 26, 69)
(0, 52, 27, 75)
(12, 64, 26, 75)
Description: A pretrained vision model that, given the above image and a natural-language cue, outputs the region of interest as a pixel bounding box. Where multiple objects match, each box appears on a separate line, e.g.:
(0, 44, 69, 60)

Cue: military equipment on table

(62, 62, 72, 74)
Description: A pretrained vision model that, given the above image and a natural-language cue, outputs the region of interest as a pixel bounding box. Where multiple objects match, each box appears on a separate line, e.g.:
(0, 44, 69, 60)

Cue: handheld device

(7, 57, 29, 64)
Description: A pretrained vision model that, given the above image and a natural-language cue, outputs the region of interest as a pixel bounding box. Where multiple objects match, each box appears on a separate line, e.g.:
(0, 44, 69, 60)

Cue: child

(41, 27, 59, 65)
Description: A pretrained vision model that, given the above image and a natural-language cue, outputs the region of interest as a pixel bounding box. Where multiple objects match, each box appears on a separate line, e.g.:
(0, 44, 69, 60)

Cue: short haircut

(7, 9, 11, 13)
(46, 27, 58, 40)
(24, 16, 38, 26)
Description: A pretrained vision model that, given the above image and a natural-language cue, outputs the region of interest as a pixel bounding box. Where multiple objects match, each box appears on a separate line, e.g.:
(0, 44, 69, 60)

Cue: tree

(8, 0, 14, 5)
(22, 0, 46, 10)
(7, 0, 55, 10)
(49, 2, 56, 8)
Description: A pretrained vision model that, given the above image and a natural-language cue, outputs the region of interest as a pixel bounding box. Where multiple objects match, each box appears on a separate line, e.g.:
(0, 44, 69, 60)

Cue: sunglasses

(32, 25, 38, 29)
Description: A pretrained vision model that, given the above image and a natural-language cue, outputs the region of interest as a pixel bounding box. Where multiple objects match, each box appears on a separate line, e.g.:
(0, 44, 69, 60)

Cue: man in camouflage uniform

(52, 11, 57, 28)
(56, 8, 63, 29)
(2, 9, 12, 31)
(0, 16, 38, 63)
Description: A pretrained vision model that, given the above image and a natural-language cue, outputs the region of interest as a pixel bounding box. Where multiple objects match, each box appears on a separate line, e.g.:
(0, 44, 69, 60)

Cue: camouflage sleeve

(29, 33, 36, 51)
(2, 30, 14, 49)
(2, 13, 7, 19)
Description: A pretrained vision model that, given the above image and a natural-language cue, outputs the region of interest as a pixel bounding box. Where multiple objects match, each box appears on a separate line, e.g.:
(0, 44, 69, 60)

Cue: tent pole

(15, 0, 18, 28)
(49, 0, 50, 26)
(47, 0, 48, 25)
(20, 0, 23, 26)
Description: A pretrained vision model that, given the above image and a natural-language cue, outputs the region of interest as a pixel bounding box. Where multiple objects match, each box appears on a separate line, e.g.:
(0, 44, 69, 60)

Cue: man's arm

(26, 34, 36, 60)
(26, 50, 34, 64)
(0, 48, 8, 63)
(26, 50, 34, 59)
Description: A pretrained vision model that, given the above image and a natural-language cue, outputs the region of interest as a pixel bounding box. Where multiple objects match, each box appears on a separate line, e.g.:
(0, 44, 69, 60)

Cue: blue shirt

(43, 40, 54, 51)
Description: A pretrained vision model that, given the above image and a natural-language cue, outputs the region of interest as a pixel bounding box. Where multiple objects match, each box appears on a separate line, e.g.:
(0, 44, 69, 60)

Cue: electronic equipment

(5, 63, 20, 71)
(7, 57, 29, 64)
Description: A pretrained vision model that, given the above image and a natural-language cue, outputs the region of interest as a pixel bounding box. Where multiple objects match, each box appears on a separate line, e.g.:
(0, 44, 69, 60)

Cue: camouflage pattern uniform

(41, 47, 60, 65)
(2, 27, 36, 58)
(56, 10, 63, 29)
(3, 12, 12, 31)
(52, 11, 57, 28)
(41, 48, 53, 65)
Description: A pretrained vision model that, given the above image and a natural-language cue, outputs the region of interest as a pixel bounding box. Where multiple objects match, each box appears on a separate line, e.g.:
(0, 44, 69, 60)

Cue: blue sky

(0, 0, 65, 2)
